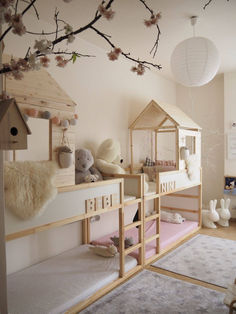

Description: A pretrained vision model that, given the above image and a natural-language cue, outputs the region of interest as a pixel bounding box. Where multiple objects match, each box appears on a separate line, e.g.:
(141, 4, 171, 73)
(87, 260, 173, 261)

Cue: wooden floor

(147, 221, 236, 294)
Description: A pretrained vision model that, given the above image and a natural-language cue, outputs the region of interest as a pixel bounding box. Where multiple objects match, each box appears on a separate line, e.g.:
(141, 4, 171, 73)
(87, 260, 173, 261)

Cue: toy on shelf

(202, 199, 219, 229)
(95, 138, 125, 175)
(75, 148, 103, 184)
(216, 199, 231, 227)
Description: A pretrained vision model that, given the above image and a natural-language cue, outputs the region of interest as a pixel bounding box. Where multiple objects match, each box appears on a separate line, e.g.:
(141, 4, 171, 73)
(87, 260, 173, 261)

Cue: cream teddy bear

(95, 139, 126, 174)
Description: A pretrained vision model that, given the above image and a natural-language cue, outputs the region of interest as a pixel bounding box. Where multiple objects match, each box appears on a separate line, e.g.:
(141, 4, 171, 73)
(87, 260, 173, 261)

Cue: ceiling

(34, 0, 236, 81)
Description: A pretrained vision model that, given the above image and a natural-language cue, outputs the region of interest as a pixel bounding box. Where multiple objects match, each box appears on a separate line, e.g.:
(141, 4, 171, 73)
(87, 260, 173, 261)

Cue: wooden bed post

(150, 131, 153, 161)
(155, 173, 160, 255)
(155, 130, 157, 162)
(138, 175, 144, 266)
(176, 127, 180, 170)
(119, 181, 125, 277)
(130, 129, 134, 174)
(198, 169, 202, 227)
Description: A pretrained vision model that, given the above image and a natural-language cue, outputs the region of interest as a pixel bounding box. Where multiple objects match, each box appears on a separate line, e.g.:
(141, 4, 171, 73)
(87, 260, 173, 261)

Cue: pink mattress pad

(91, 220, 199, 260)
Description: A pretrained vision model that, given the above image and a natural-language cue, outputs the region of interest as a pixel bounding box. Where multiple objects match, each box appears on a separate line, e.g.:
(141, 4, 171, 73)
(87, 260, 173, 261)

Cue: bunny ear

(213, 199, 217, 209)
(220, 199, 225, 208)
(209, 200, 213, 210)
(226, 198, 231, 208)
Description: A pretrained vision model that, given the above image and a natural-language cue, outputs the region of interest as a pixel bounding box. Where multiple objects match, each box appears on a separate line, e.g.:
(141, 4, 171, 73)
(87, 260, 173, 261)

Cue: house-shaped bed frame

(129, 99, 201, 175)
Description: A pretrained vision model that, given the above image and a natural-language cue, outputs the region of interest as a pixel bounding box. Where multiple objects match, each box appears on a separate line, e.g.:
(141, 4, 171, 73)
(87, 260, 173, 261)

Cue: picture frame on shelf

(224, 176, 236, 195)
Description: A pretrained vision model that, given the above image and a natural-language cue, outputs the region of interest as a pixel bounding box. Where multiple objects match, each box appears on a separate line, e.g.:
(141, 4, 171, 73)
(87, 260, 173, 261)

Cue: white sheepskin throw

(4, 161, 57, 220)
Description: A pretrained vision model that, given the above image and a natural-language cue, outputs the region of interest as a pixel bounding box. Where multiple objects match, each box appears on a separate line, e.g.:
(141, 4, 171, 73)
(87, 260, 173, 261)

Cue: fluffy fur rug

(4, 161, 57, 220)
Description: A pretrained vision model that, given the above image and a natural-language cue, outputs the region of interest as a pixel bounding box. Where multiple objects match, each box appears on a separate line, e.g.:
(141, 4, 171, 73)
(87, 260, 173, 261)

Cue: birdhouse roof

(0, 98, 31, 134)
(3, 54, 76, 112)
(129, 100, 201, 130)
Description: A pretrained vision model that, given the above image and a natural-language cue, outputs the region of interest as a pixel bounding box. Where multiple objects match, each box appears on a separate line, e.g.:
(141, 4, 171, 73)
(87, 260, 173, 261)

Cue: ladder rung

(124, 243, 142, 255)
(124, 221, 141, 231)
(145, 213, 159, 222)
(145, 234, 159, 244)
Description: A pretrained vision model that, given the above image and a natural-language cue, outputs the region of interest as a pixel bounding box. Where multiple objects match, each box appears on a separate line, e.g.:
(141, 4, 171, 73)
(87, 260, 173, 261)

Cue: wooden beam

(130, 130, 134, 174)
(161, 205, 198, 214)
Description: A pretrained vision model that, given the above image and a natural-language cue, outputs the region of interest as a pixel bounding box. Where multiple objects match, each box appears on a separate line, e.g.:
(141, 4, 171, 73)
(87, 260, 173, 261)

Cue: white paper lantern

(171, 36, 220, 87)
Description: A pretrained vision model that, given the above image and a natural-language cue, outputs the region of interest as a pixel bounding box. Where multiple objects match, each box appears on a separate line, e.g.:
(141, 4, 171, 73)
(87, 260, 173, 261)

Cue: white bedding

(7, 244, 137, 314)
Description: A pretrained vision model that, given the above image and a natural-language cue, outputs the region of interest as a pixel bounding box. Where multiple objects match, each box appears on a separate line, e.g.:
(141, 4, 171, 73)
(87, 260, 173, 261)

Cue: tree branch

(90, 25, 162, 70)
(52, 0, 115, 46)
(0, 0, 37, 42)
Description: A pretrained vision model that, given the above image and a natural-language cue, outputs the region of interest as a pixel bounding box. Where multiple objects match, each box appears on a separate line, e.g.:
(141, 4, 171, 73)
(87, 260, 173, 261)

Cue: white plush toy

(89, 244, 118, 258)
(202, 199, 219, 228)
(161, 210, 186, 224)
(96, 139, 126, 175)
(216, 199, 231, 227)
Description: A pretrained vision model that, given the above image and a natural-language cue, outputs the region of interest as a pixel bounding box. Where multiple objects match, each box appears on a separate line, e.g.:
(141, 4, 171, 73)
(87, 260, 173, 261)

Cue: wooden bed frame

(5, 170, 202, 313)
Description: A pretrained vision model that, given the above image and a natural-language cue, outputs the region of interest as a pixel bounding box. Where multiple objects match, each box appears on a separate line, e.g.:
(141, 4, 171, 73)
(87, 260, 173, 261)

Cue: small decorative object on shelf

(224, 176, 236, 195)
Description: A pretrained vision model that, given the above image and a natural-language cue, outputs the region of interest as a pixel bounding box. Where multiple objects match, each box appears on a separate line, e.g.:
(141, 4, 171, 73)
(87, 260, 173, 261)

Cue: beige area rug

(152, 234, 236, 288)
(81, 270, 227, 314)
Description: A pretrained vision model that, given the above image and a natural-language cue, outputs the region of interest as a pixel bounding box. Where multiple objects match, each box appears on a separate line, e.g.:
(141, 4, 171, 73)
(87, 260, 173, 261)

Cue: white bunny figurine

(202, 199, 219, 228)
(216, 199, 231, 227)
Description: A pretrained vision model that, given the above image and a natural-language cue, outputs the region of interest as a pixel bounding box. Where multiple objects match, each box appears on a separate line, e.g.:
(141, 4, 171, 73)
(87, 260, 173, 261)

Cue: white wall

(224, 72, 236, 175)
(224, 72, 236, 218)
(4, 16, 176, 274)
(176, 75, 224, 206)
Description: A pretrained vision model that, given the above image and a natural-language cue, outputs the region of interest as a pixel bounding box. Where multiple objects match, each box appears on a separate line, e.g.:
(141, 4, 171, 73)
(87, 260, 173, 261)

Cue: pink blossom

(55, 55, 63, 62)
(0, 0, 14, 9)
(107, 47, 121, 61)
(55, 56, 68, 68)
(11, 14, 26, 36)
(144, 12, 161, 27)
(131, 64, 145, 76)
(40, 56, 50, 68)
(57, 60, 68, 68)
(98, 4, 115, 20)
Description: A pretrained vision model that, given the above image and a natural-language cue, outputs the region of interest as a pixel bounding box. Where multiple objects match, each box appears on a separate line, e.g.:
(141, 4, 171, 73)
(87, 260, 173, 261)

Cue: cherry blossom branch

(90, 25, 162, 70)
(203, 0, 229, 9)
(52, 0, 115, 46)
(21, 0, 39, 19)
(138, 0, 161, 58)
(0, 0, 37, 42)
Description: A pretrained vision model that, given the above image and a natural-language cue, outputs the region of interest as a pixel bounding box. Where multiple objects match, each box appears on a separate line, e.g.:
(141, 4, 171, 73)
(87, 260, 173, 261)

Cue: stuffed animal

(216, 199, 231, 227)
(95, 139, 125, 175)
(110, 236, 134, 248)
(89, 244, 117, 257)
(75, 148, 103, 184)
(202, 199, 219, 228)
(160, 210, 186, 224)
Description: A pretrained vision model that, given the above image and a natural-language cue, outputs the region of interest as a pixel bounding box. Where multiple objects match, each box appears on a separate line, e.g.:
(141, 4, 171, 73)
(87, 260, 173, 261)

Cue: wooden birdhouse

(0, 98, 31, 150)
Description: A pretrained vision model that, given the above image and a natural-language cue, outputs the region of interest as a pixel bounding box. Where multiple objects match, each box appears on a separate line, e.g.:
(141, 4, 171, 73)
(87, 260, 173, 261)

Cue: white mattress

(7, 244, 137, 314)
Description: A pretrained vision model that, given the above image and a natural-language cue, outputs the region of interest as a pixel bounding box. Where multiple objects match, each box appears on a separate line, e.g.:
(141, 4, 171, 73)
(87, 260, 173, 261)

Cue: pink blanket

(92, 220, 198, 260)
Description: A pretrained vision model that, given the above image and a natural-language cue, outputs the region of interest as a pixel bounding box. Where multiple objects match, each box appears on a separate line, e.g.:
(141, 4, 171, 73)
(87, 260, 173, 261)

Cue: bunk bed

(91, 100, 202, 265)
(5, 179, 141, 313)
